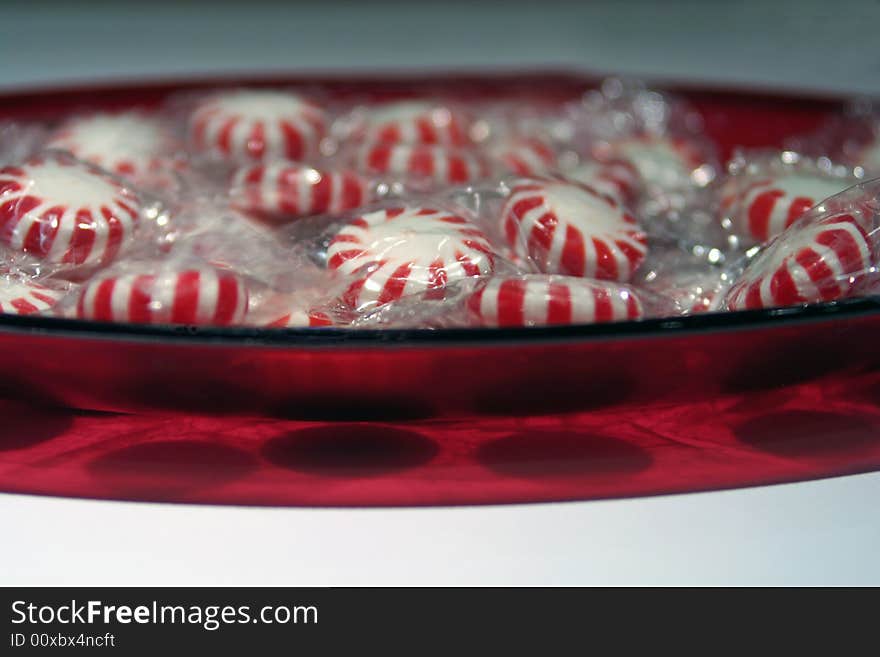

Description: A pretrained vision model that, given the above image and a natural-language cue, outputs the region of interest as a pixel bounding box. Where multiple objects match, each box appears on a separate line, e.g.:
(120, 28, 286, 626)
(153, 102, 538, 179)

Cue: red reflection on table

(1, 371, 879, 507)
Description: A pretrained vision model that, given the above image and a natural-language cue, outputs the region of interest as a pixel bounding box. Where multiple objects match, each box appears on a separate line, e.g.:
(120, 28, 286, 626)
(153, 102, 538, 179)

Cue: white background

(2, 0, 880, 585)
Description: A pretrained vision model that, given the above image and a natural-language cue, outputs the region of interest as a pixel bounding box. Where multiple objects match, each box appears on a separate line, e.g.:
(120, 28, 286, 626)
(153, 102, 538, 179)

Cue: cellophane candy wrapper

(336, 139, 494, 193)
(560, 78, 719, 239)
(638, 244, 735, 314)
(155, 190, 348, 326)
(290, 195, 518, 317)
(179, 87, 333, 168)
(493, 174, 649, 282)
(788, 98, 880, 177)
(52, 254, 250, 326)
(722, 179, 880, 311)
(5, 79, 880, 331)
(0, 151, 170, 280)
(40, 110, 189, 194)
(227, 160, 382, 225)
(331, 98, 483, 148)
(332, 97, 570, 193)
(714, 149, 862, 251)
(354, 274, 677, 329)
(0, 267, 74, 317)
(0, 122, 47, 166)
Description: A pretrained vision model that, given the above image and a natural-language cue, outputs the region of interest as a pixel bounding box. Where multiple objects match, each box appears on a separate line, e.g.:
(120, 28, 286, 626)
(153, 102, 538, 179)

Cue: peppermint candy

(358, 101, 472, 145)
(327, 206, 495, 310)
(266, 308, 333, 327)
(0, 155, 141, 266)
(45, 112, 178, 179)
(600, 134, 704, 190)
(231, 162, 371, 222)
(726, 212, 873, 310)
(489, 137, 557, 176)
(76, 266, 248, 325)
(354, 143, 489, 185)
(723, 175, 853, 244)
(467, 275, 644, 327)
(563, 158, 641, 207)
(0, 278, 63, 315)
(500, 178, 647, 281)
(189, 90, 328, 163)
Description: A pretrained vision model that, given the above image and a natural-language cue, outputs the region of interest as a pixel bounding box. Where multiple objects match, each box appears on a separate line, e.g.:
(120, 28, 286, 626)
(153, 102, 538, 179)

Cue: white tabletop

(2, 0, 880, 586)
(4, 472, 880, 586)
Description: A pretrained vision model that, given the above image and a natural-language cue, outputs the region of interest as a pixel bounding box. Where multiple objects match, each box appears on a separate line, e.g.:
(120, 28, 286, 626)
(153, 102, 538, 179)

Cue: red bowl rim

(0, 295, 877, 349)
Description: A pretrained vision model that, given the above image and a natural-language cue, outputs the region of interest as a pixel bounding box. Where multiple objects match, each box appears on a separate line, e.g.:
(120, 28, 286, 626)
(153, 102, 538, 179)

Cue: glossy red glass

(2, 372, 880, 506)
(0, 72, 878, 506)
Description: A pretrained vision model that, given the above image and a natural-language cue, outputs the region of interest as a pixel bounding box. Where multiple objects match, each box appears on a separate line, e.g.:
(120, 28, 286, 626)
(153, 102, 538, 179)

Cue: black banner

(0, 587, 869, 653)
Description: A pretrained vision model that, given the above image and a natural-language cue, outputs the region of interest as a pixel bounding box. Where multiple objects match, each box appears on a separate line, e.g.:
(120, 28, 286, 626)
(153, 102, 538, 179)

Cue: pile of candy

(2, 79, 880, 330)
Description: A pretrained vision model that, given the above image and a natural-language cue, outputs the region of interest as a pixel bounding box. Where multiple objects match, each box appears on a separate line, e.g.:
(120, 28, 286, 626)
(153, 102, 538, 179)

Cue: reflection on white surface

(4, 471, 880, 585)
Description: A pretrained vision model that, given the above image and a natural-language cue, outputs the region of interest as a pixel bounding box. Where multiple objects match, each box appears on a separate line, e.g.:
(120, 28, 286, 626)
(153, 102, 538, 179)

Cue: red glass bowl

(0, 72, 875, 418)
(1, 72, 879, 507)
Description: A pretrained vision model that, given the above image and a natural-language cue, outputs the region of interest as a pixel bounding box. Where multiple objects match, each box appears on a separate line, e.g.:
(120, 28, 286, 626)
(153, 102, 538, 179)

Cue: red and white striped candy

(76, 266, 248, 325)
(354, 142, 490, 185)
(266, 308, 333, 328)
(467, 275, 644, 327)
(726, 212, 873, 310)
(45, 112, 178, 179)
(563, 158, 641, 207)
(0, 279, 63, 315)
(327, 206, 495, 310)
(724, 176, 852, 244)
(231, 162, 371, 222)
(489, 137, 557, 176)
(0, 155, 141, 266)
(602, 134, 704, 190)
(501, 178, 647, 282)
(189, 90, 328, 163)
(359, 101, 472, 146)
